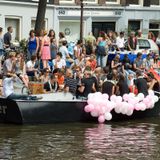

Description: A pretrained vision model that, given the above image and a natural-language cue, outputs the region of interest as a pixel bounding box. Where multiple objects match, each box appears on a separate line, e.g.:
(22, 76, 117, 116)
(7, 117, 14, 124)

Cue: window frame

(105, 0, 120, 4)
(32, 0, 49, 2)
(128, 0, 141, 6)
(83, 0, 98, 4)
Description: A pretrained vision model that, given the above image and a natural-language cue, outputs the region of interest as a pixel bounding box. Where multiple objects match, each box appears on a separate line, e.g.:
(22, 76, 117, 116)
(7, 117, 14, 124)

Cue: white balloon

(137, 93, 145, 101)
(148, 90, 154, 96)
(129, 93, 135, 98)
(105, 112, 112, 121)
(88, 93, 94, 99)
(153, 95, 159, 103)
(126, 109, 133, 116)
(110, 95, 117, 102)
(134, 97, 140, 103)
(91, 111, 99, 117)
(114, 106, 121, 114)
(116, 96, 123, 102)
(139, 103, 146, 111)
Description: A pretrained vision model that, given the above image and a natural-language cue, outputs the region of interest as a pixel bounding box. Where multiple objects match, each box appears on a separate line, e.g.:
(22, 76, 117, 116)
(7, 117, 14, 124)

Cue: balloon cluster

(84, 90, 159, 123)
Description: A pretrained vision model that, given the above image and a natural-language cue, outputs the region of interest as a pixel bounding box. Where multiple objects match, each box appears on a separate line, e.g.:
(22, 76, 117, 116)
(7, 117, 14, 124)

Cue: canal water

(0, 118, 160, 160)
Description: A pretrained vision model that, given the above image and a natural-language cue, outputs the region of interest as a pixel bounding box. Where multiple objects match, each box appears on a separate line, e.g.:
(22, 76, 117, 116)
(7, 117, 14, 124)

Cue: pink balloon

(123, 94, 129, 101)
(128, 104, 134, 110)
(128, 99, 137, 105)
(99, 100, 107, 107)
(87, 99, 93, 105)
(146, 95, 152, 101)
(99, 106, 106, 115)
(139, 102, 146, 111)
(98, 115, 105, 123)
(143, 98, 149, 106)
(135, 103, 141, 111)
(102, 94, 109, 100)
(84, 105, 91, 113)
(94, 105, 101, 113)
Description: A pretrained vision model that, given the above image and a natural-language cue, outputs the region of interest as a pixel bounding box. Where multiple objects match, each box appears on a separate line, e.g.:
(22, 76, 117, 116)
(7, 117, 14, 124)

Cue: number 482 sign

(58, 10, 65, 15)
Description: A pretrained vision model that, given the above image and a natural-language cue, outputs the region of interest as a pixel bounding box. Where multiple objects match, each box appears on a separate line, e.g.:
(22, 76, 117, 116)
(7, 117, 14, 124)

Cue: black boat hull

(0, 98, 160, 124)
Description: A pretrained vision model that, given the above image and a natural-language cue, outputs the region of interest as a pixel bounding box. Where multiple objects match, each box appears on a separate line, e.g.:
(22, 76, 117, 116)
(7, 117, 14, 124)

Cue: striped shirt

(64, 77, 77, 94)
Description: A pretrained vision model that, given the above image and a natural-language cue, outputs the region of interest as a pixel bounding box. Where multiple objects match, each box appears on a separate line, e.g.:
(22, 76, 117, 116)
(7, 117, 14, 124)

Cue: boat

(0, 92, 160, 124)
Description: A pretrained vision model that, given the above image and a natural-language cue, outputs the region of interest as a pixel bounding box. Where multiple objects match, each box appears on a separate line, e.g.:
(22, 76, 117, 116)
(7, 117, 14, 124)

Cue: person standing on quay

(48, 29, 57, 60)
(27, 29, 39, 60)
(40, 30, 51, 69)
(3, 26, 13, 48)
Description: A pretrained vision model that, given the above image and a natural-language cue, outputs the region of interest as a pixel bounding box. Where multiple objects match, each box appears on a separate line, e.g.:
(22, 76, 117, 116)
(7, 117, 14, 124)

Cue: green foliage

(19, 39, 28, 54)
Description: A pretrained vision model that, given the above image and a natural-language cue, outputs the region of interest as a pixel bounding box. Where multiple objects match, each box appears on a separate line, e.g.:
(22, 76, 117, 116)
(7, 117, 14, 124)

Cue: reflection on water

(0, 118, 160, 160)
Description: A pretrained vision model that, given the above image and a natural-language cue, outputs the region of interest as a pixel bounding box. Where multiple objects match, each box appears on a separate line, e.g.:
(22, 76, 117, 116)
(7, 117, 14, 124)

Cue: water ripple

(0, 119, 160, 160)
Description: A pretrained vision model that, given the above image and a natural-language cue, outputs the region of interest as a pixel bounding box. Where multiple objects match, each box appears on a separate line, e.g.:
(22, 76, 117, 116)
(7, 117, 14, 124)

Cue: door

(92, 22, 115, 38)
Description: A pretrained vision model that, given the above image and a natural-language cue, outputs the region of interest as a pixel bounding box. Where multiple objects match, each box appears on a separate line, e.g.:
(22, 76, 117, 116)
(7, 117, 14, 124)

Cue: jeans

(97, 54, 108, 67)
(27, 49, 36, 60)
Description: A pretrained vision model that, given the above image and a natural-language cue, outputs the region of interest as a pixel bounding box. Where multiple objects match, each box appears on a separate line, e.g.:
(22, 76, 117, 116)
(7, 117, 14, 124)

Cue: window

(150, 0, 160, 6)
(106, 0, 120, 4)
(84, 0, 98, 3)
(128, 20, 141, 32)
(31, 18, 48, 30)
(32, 0, 49, 2)
(59, 0, 74, 3)
(149, 22, 160, 37)
(138, 39, 150, 49)
(126, 0, 139, 5)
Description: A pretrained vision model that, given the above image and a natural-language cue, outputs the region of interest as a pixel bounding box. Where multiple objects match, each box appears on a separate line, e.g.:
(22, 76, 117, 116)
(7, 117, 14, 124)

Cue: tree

(35, 0, 47, 36)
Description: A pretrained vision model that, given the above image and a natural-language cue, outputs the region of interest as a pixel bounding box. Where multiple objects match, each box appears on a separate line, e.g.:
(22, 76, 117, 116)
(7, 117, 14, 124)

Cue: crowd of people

(0, 26, 160, 100)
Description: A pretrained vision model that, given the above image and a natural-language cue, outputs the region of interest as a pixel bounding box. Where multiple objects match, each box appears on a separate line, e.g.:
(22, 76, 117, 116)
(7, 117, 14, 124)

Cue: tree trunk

(35, 0, 47, 36)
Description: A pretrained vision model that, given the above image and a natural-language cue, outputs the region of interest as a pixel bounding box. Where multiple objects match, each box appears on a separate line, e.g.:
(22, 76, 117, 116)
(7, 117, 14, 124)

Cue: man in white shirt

(3, 74, 41, 100)
(52, 52, 66, 70)
(26, 55, 39, 79)
(2, 74, 28, 99)
(116, 32, 125, 52)
(59, 41, 69, 60)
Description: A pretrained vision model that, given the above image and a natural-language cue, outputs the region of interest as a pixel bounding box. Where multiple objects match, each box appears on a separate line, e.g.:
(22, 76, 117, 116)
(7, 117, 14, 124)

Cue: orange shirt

(58, 75, 64, 85)
(86, 60, 97, 71)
